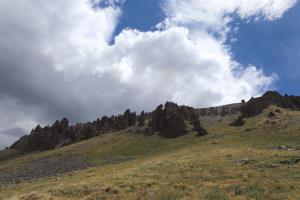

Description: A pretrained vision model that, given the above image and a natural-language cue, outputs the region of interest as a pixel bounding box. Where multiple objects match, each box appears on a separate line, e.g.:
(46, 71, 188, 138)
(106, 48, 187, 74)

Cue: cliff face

(197, 103, 242, 116)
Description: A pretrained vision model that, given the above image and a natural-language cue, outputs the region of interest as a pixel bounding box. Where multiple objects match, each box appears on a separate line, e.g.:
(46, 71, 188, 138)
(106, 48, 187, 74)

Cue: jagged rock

(159, 102, 187, 138)
(10, 107, 141, 153)
(10, 101, 207, 153)
(148, 102, 207, 138)
(149, 102, 187, 138)
(115, 115, 129, 130)
(138, 111, 146, 127)
(10, 135, 29, 152)
(95, 116, 114, 133)
(149, 104, 164, 131)
(241, 91, 300, 118)
(10, 118, 74, 152)
(179, 105, 195, 121)
(124, 109, 137, 126)
(191, 112, 207, 136)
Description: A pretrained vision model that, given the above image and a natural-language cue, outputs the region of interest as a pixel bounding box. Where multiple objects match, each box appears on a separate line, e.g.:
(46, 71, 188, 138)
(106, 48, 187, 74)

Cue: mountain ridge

(8, 91, 300, 154)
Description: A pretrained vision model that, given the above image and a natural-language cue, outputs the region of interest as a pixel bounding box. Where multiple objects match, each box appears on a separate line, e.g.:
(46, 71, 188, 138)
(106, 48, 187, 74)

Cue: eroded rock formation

(10, 110, 137, 153)
(241, 91, 300, 118)
(149, 102, 207, 138)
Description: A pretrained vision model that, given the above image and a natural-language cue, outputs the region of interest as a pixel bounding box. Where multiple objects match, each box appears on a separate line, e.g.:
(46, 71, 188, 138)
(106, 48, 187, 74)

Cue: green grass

(0, 106, 300, 199)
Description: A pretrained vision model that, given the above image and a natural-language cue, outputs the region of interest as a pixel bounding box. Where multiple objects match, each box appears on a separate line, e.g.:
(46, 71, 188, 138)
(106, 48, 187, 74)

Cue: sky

(0, 0, 299, 148)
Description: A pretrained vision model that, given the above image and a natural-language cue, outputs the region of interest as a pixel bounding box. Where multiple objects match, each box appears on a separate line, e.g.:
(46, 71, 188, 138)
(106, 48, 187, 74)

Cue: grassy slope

(0, 106, 300, 200)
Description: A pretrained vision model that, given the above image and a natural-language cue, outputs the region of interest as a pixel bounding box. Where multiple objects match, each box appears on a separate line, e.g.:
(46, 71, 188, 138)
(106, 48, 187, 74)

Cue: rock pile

(0, 156, 90, 186)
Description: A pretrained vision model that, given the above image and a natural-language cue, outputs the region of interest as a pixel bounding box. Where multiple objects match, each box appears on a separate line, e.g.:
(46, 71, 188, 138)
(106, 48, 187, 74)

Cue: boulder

(230, 116, 245, 126)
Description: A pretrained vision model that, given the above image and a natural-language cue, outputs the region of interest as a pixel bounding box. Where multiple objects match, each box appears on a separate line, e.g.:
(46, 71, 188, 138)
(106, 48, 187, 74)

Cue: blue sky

(113, 0, 164, 36)
(231, 2, 300, 95)
(114, 0, 300, 95)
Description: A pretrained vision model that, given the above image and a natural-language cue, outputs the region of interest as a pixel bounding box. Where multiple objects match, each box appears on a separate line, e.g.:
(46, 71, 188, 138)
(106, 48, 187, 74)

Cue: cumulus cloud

(0, 0, 297, 148)
(0, 0, 122, 142)
(162, 0, 297, 36)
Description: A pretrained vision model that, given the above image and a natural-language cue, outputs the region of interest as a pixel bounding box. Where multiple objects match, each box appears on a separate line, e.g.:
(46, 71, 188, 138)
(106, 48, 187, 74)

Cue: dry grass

(1, 106, 300, 199)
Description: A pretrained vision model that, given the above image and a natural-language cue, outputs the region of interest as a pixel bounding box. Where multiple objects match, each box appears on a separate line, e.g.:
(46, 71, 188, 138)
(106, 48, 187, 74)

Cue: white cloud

(0, 0, 122, 133)
(162, 0, 297, 35)
(99, 26, 276, 107)
(0, 0, 297, 148)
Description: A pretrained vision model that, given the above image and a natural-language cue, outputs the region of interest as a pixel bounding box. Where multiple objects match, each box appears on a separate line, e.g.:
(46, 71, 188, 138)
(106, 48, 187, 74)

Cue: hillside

(0, 103, 300, 199)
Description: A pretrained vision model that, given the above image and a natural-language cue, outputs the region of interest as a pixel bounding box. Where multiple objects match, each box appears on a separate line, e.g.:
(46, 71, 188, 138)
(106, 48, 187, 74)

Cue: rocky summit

(240, 91, 300, 117)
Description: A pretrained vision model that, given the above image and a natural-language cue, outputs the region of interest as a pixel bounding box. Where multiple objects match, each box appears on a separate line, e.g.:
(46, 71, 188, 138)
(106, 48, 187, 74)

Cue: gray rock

(280, 158, 300, 165)
(276, 145, 292, 150)
(235, 159, 255, 166)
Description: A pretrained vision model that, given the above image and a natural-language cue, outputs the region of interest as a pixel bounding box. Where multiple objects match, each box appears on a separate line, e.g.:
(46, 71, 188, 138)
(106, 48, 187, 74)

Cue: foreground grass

(0, 106, 300, 199)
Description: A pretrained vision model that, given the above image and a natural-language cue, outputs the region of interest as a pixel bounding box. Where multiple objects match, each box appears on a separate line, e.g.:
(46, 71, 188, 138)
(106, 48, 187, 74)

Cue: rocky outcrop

(149, 102, 207, 138)
(10, 110, 137, 153)
(10, 102, 202, 152)
(229, 91, 300, 126)
(12, 102, 200, 153)
(10, 118, 73, 152)
(11, 98, 253, 153)
(190, 112, 207, 136)
(149, 102, 187, 138)
(241, 91, 300, 118)
(138, 111, 146, 127)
